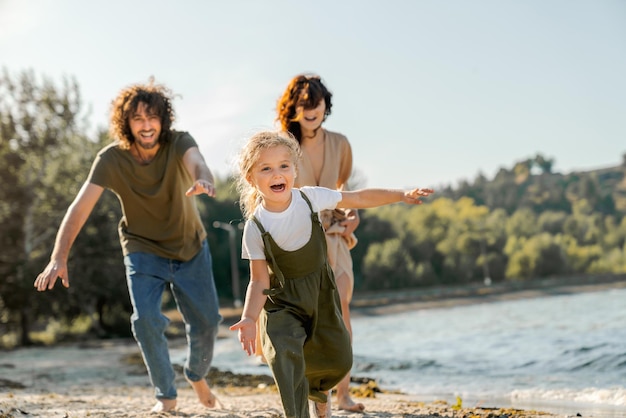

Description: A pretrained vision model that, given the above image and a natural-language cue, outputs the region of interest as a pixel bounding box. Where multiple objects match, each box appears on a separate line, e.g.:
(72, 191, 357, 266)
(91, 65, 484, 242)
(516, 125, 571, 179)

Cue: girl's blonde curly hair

(237, 131, 301, 219)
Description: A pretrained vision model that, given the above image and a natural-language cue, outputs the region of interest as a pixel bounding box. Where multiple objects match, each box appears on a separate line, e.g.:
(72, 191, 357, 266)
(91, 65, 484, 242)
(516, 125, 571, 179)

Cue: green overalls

(252, 191, 352, 418)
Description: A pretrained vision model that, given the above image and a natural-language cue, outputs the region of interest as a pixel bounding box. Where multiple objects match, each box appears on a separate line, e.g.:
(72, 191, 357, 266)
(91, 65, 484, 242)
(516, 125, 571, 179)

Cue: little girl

(230, 131, 433, 418)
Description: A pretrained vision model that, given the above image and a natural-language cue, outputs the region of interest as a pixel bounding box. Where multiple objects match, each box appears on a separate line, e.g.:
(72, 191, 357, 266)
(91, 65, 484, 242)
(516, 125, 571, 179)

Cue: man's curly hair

(109, 79, 175, 150)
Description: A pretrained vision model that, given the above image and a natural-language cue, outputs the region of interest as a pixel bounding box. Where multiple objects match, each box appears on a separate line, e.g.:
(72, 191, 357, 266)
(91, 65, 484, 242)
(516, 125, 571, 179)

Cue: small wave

(562, 343, 609, 355)
(566, 352, 626, 373)
(512, 360, 537, 369)
(353, 356, 442, 373)
(511, 387, 626, 406)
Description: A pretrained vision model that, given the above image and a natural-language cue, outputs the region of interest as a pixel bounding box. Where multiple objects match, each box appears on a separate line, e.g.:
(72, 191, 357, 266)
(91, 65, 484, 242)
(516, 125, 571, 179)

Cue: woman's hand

(340, 212, 360, 237)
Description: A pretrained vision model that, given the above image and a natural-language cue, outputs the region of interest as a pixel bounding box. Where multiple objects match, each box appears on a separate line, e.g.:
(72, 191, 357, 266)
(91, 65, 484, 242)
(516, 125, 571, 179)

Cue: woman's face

(297, 99, 326, 132)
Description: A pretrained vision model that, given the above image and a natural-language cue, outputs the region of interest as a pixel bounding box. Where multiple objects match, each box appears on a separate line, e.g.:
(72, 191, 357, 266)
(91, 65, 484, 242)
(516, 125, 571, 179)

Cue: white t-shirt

(241, 186, 342, 260)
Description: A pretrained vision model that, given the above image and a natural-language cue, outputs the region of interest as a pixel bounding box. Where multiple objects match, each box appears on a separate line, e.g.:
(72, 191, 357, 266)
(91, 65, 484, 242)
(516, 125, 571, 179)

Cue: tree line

(1, 69, 624, 347)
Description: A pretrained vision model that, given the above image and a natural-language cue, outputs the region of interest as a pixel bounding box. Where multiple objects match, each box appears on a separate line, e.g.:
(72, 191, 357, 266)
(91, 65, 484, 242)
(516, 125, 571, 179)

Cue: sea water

(193, 286, 626, 417)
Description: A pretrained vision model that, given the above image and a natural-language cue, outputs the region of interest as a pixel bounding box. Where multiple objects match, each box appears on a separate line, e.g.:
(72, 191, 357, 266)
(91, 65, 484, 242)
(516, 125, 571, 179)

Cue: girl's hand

(229, 318, 257, 355)
(403, 188, 435, 204)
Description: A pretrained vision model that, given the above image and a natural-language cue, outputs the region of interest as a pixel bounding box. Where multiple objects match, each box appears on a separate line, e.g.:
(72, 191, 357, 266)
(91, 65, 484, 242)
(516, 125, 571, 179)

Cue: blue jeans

(124, 240, 222, 400)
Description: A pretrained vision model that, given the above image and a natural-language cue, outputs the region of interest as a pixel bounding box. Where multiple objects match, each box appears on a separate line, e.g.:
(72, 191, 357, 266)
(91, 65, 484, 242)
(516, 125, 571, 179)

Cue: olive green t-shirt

(87, 131, 207, 261)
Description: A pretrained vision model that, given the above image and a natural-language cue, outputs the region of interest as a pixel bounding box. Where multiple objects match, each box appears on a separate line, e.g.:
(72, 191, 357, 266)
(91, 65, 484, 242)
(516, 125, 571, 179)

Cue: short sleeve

(241, 220, 266, 260)
(86, 147, 114, 189)
(173, 131, 198, 157)
(299, 186, 342, 212)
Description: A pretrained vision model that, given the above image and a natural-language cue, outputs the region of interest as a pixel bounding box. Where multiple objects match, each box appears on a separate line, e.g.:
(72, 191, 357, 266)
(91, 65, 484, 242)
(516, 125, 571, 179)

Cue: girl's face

(247, 145, 297, 212)
(297, 99, 326, 133)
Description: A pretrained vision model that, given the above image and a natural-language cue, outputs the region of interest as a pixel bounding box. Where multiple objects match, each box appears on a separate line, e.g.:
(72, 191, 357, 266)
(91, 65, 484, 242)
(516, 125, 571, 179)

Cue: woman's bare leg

(334, 271, 365, 413)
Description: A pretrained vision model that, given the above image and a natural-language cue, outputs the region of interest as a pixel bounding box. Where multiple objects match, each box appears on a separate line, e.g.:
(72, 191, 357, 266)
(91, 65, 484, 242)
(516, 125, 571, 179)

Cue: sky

(1, 0, 625, 189)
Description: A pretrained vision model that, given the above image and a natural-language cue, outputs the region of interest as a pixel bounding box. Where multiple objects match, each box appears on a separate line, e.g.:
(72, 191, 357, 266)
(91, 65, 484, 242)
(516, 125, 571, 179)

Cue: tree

(350, 210, 396, 287)
(362, 238, 420, 289)
(504, 233, 568, 280)
(0, 68, 95, 345)
(537, 211, 568, 235)
(534, 153, 554, 174)
(505, 208, 538, 238)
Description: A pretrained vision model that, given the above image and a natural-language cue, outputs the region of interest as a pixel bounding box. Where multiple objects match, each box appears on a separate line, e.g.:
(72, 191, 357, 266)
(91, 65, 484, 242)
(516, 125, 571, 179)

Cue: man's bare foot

(151, 399, 176, 413)
(186, 377, 223, 409)
(337, 395, 365, 413)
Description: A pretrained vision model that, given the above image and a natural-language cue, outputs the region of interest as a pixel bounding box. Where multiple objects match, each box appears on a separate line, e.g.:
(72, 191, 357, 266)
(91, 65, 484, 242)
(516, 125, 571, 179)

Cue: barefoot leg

(334, 271, 365, 413)
(309, 390, 332, 418)
(335, 373, 365, 412)
(186, 377, 222, 408)
(151, 399, 177, 413)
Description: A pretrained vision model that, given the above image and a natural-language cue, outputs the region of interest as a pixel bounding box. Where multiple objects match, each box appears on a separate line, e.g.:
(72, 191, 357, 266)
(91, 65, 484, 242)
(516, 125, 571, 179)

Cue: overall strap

(250, 216, 285, 296)
(299, 190, 322, 226)
(299, 189, 329, 256)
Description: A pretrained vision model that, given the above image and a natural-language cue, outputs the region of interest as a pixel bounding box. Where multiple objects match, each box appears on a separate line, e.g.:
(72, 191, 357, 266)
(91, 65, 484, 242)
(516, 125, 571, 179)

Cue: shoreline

(2, 277, 625, 417)
(218, 274, 626, 322)
(349, 274, 626, 317)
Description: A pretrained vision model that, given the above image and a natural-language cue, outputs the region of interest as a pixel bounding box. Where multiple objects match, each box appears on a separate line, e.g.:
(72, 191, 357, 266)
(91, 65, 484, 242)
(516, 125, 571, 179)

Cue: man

(34, 80, 223, 413)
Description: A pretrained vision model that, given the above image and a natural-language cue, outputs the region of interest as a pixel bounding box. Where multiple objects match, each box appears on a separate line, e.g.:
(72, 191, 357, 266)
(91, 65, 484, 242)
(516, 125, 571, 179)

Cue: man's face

(129, 102, 161, 150)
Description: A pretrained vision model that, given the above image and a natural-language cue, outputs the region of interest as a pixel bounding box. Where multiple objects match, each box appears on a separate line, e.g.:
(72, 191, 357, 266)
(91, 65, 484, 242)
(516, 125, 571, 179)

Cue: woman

(275, 74, 364, 413)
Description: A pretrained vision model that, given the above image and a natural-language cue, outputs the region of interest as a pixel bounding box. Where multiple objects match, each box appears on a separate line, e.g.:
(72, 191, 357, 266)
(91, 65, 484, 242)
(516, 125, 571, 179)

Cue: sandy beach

(0, 336, 556, 418)
(3, 277, 623, 418)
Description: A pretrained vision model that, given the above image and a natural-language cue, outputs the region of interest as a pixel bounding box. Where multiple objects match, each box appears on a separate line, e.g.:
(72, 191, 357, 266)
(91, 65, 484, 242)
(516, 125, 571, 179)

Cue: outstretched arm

(229, 259, 270, 355)
(338, 187, 434, 209)
(182, 146, 216, 197)
(34, 182, 104, 291)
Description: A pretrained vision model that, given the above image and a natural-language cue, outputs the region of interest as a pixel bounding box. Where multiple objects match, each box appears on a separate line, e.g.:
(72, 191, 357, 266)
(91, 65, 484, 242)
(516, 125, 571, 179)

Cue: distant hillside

(574, 163, 626, 212)
(441, 154, 625, 216)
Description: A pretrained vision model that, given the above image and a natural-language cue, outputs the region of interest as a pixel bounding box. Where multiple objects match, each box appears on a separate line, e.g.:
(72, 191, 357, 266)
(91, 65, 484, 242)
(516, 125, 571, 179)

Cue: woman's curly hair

(275, 74, 333, 144)
(109, 78, 175, 149)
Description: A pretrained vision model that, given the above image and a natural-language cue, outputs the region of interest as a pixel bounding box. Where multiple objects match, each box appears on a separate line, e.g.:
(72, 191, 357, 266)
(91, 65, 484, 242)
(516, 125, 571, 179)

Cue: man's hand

(185, 180, 216, 197)
(34, 259, 70, 291)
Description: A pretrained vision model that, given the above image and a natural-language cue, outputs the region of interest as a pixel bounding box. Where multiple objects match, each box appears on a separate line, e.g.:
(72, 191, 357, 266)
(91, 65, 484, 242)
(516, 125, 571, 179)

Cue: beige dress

(295, 129, 357, 302)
